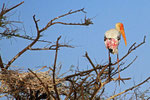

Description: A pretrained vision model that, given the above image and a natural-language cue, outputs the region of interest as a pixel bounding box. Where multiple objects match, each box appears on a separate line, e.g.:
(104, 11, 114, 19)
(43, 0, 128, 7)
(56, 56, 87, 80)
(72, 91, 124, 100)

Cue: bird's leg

(117, 53, 121, 79)
(116, 53, 123, 85)
(116, 53, 130, 85)
(116, 53, 131, 84)
(108, 50, 111, 81)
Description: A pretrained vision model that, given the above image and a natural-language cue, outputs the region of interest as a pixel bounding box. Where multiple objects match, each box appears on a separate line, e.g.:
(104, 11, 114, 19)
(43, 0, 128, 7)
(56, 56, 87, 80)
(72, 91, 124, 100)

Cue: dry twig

(85, 52, 98, 75)
(0, 32, 52, 43)
(4, 8, 92, 70)
(28, 68, 55, 99)
(39, 8, 92, 32)
(5, 15, 41, 69)
(0, 1, 24, 18)
(52, 36, 61, 100)
(107, 77, 150, 100)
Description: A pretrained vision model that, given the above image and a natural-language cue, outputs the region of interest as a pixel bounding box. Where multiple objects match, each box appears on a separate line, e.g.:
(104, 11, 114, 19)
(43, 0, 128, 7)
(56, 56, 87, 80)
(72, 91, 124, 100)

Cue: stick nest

(0, 70, 67, 96)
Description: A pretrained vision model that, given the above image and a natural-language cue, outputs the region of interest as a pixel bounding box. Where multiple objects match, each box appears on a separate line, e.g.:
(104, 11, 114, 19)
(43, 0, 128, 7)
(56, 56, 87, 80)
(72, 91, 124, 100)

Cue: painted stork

(104, 23, 127, 82)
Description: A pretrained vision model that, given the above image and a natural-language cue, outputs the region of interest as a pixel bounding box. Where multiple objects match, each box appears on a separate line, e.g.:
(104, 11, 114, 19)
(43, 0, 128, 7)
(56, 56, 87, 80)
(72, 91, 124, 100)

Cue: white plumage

(105, 29, 121, 40)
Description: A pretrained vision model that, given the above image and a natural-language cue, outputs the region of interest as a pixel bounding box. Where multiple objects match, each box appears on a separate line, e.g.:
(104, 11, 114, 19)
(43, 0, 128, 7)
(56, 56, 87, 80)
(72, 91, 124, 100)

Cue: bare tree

(0, 1, 149, 100)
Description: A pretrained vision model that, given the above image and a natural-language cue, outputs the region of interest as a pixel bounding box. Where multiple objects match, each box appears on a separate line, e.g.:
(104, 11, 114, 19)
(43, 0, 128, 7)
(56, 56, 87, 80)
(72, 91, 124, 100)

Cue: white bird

(104, 23, 127, 82)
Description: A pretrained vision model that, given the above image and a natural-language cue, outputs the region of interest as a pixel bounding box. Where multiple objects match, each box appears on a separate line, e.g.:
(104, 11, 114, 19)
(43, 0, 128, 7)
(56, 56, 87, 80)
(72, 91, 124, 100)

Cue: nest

(0, 69, 68, 98)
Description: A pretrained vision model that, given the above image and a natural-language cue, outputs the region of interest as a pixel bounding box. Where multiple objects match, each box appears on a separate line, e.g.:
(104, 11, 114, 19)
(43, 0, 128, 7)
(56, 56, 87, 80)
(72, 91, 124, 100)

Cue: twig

(128, 42, 136, 53)
(0, 1, 24, 18)
(5, 15, 41, 69)
(65, 79, 76, 100)
(28, 68, 55, 99)
(0, 55, 4, 69)
(112, 56, 137, 77)
(64, 65, 102, 80)
(39, 8, 92, 32)
(0, 32, 52, 43)
(52, 21, 92, 26)
(107, 77, 150, 100)
(76, 75, 91, 99)
(51, 8, 85, 22)
(29, 43, 74, 50)
(28, 47, 56, 50)
(111, 36, 146, 66)
(85, 52, 104, 98)
(85, 52, 98, 75)
(90, 82, 103, 100)
(49, 44, 74, 49)
(2, 1, 24, 15)
(4, 8, 92, 69)
(52, 36, 61, 100)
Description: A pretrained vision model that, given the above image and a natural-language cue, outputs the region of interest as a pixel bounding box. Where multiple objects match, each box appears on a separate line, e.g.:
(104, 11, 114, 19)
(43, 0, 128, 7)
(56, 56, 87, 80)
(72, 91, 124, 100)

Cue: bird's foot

(115, 76, 131, 85)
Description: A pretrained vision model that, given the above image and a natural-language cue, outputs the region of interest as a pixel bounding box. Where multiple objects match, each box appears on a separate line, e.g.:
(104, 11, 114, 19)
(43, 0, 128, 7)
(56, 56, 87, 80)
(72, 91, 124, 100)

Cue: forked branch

(112, 36, 146, 66)
(39, 8, 93, 32)
(0, 1, 24, 18)
(4, 8, 93, 70)
(5, 15, 41, 69)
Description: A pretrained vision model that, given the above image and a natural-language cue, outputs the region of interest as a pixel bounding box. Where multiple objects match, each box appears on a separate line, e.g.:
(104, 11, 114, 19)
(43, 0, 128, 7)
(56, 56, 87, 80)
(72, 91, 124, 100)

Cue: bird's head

(116, 23, 127, 46)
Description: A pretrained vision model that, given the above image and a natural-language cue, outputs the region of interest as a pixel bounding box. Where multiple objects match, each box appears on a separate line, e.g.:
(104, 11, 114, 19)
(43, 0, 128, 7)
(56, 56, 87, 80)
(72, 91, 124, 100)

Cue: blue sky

(1, 0, 150, 98)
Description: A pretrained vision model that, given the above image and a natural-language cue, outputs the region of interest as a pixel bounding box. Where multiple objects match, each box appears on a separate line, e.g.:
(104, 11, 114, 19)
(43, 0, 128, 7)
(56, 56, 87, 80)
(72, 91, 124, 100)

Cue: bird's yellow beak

(116, 23, 127, 46)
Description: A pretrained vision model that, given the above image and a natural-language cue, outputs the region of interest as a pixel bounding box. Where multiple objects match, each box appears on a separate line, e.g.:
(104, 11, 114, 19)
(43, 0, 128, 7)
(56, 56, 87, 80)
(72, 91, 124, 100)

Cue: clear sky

(1, 0, 150, 98)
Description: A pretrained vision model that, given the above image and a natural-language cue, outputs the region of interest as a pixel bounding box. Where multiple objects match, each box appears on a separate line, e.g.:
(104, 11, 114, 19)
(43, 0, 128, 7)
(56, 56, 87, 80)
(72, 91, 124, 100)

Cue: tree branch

(85, 52, 98, 75)
(5, 15, 41, 69)
(107, 77, 150, 100)
(0, 32, 52, 43)
(52, 36, 61, 100)
(112, 56, 137, 77)
(52, 20, 93, 26)
(51, 8, 86, 22)
(111, 36, 146, 66)
(39, 8, 92, 32)
(64, 36, 146, 83)
(0, 1, 24, 18)
(28, 44, 74, 51)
